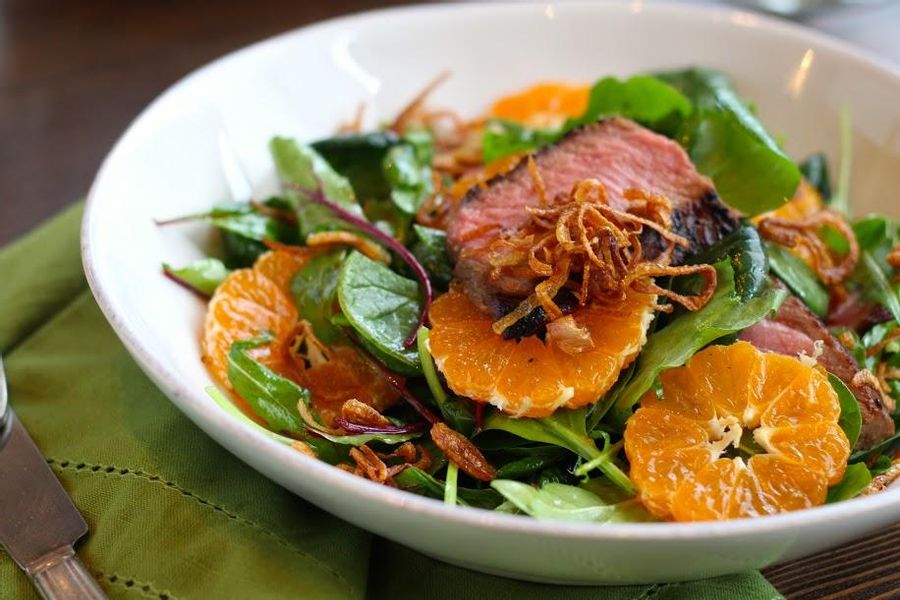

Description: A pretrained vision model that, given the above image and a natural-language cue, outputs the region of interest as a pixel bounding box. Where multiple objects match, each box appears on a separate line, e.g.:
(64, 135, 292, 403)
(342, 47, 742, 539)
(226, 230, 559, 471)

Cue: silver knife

(0, 355, 107, 599)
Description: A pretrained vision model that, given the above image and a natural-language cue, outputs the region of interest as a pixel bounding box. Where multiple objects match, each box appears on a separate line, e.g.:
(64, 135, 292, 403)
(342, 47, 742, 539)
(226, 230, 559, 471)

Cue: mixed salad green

(161, 68, 900, 522)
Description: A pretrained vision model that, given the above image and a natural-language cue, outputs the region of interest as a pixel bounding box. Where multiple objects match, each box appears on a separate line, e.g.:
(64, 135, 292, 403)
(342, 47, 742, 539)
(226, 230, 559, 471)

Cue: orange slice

(624, 341, 850, 521)
(428, 286, 655, 418)
(489, 82, 590, 129)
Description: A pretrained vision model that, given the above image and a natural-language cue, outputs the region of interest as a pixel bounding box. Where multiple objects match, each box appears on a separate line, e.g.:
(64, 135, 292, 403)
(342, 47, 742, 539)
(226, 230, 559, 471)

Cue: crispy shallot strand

(349, 445, 390, 483)
(289, 182, 432, 347)
(306, 231, 391, 264)
(488, 174, 714, 333)
(625, 263, 718, 313)
(527, 156, 548, 205)
(757, 210, 860, 284)
(262, 238, 308, 255)
(250, 200, 298, 224)
(866, 327, 900, 358)
(888, 243, 900, 271)
(296, 397, 342, 436)
(389, 70, 451, 134)
(337, 102, 366, 133)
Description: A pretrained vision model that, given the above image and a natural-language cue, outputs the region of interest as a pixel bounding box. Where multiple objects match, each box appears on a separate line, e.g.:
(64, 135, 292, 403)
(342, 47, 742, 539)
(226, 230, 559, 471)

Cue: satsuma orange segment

(625, 341, 850, 521)
(428, 285, 655, 418)
(202, 268, 298, 389)
(253, 248, 311, 293)
(489, 82, 589, 129)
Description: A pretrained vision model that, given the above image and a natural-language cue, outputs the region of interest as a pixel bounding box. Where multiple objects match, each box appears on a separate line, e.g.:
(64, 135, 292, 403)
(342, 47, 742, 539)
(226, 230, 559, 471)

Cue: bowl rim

(82, 0, 900, 543)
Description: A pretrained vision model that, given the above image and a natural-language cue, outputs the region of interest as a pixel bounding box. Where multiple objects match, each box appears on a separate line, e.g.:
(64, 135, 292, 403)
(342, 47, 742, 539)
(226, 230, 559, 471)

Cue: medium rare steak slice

(740, 294, 895, 450)
(447, 117, 739, 315)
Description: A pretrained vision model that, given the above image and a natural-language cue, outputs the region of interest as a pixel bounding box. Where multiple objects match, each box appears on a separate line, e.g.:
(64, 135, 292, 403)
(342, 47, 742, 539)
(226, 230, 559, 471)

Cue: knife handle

(28, 546, 108, 600)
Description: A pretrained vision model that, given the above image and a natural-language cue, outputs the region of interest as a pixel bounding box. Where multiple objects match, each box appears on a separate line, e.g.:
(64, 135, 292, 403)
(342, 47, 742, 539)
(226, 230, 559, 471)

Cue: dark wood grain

(0, 0, 426, 245)
(2, 2, 898, 598)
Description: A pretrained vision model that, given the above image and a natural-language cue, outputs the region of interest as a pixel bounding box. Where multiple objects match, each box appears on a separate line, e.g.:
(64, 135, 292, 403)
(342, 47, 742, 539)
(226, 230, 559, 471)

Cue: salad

(160, 68, 900, 523)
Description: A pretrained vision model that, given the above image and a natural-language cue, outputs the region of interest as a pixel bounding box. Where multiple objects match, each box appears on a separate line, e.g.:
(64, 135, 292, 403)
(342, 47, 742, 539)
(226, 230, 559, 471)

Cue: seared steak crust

(447, 118, 739, 315)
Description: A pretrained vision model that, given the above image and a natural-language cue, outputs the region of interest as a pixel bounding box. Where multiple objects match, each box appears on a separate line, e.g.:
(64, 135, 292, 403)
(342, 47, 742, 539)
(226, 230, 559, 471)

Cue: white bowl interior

(83, 2, 900, 585)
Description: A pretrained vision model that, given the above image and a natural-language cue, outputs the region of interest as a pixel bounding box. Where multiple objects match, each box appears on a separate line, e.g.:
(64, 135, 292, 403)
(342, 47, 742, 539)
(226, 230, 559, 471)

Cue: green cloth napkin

(0, 203, 784, 600)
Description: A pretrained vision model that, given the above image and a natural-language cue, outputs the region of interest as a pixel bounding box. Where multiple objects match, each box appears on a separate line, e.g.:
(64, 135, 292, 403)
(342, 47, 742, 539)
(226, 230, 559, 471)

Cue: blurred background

(1, 0, 898, 245)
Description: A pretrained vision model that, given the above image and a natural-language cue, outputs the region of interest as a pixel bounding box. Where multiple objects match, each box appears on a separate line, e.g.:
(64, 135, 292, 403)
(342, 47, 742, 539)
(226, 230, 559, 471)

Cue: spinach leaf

(337, 251, 422, 375)
(394, 467, 503, 509)
(490, 481, 655, 523)
(655, 68, 801, 215)
(384, 142, 433, 215)
(765, 241, 829, 317)
(222, 232, 267, 269)
(482, 120, 562, 163)
(799, 153, 832, 201)
(483, 407, 633, 493)
(313, 429, 422, 447)
(610, 261, 788, 423)
(270, 136, 362, 237)
(850, 430, 900, 463)
(494, 449, 568, 480)
(830, 373, 862, 448)
(850, 252, 900, 323)
(227, 338, 309, 434)
(567, 75, 691, 135)
(291, 250, 347, 345)
(411, 224, 453, 289)
(205, 386, 341, 464)
(686, 225, 768, 302)
(163, 258, 230, 295)
(311, 131, 402, 200)
(826, 463, 872, 503)
(481, 75, 691, 162)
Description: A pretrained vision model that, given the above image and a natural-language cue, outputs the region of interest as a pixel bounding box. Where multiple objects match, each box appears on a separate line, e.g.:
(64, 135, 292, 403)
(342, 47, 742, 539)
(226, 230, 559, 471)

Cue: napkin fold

(0, 203, 783, 599)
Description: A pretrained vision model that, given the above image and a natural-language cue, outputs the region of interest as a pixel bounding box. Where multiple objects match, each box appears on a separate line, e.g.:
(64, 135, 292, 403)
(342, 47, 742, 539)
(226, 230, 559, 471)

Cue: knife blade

(0, 411, 107, 599)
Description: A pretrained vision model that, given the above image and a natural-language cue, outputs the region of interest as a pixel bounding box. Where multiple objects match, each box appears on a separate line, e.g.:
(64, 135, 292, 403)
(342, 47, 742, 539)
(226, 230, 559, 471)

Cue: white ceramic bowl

(82, 1, 900, 584)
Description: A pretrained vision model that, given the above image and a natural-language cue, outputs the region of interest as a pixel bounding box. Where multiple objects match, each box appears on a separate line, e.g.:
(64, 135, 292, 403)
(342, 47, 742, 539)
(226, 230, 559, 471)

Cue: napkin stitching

(634, 582, 681, 599)
(95, 571, 176, 600)
(47, 458, 357, 597)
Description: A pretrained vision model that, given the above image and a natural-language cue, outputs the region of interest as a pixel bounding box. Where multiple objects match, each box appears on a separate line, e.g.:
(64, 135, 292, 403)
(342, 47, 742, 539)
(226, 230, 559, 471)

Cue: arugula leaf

(799, 153, 832, 201)
(337, 251, 422, 375)
(482, 75, 690, 162)
(383, 132, 434, 215)
(290, 250, 347, 345)
(610, 261, 788, 423)
(830, 373, 862, 448)
(394, 467, 503, 509)
(765, 241, 829, 317)
(221, 232, 267, 269)
(483, 407, 633, 493)
(826, 463, 872, 503)
(655, 68, 801, 215)
(270, 136, 362, 237)
(163, 258, 229, 295)
(227, 338, 308, 434)
(311, 131, 402, 200)
(411, 224, 453, 290)
(490, 480, 655, 523)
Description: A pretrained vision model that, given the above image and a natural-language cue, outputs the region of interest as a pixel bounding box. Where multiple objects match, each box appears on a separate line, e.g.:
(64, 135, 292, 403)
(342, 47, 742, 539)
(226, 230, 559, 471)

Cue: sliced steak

(447, 117, 739, 315)
(740, 294, 895, 450)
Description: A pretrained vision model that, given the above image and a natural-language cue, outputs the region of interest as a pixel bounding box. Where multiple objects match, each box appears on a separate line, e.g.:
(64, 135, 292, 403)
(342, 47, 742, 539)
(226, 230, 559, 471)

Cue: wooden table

(1, 1, 897, 597)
